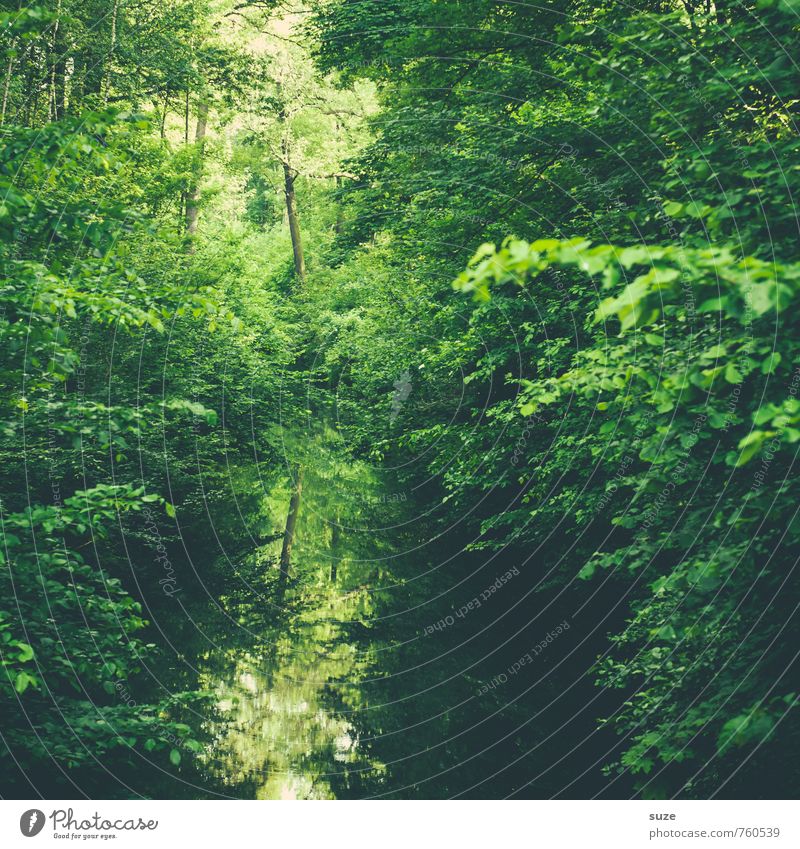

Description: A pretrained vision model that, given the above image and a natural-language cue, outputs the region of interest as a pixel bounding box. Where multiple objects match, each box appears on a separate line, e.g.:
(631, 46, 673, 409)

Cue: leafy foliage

(3, 0, 799, 799)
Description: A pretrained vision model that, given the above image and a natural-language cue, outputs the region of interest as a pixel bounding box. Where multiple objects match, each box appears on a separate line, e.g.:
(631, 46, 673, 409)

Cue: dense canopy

(1, 0, 798, 799)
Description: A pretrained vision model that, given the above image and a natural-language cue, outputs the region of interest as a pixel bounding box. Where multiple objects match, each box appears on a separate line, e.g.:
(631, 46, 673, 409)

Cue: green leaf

(14, 671, 35, 694)
(657, 625, 677, 641)
(698, 296, 728, 314)
(684, 201, 708, 219)
(618, 246, 653, 268)
(16, 642, 34, 662)
(724, 362, 743, 384)
(169, 748, 181, 766)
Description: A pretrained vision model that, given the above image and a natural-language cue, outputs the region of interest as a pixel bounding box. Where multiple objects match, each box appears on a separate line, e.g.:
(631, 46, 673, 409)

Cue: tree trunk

(333, 120, 344, 234)
(276, 92, 306, 281)
(279, 466, 303, 584)
(330, 518, 339, 584)
(283, 162, 306, 281)
(334, 175, 344, 235)
(54, 55, 67, 118)
(1, 56, 13, 125)
(184, 96, 209, 246)
(27, 54, 39, 125)
(160, 90, 170, 138)
(80, 24, 104, 99)
(48, 0, 62, 120)
(103, 0, 120, 104)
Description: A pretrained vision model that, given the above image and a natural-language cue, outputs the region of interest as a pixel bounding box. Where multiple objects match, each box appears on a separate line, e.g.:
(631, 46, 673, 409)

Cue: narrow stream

(136, 428, 612, 801)
(192, 591, 375, 800)
(150, 431, 413, 799)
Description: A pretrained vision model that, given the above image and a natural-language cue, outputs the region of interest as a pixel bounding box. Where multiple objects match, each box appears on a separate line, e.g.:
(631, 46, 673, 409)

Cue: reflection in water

(181, 433, 394, 799)
(197, 594, 380, 799)
(156, 427, 614, 800)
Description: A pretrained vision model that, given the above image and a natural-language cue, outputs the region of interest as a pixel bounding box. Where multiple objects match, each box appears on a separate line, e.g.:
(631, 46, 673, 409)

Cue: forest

(0, 0, 798, 800)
